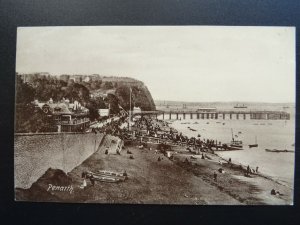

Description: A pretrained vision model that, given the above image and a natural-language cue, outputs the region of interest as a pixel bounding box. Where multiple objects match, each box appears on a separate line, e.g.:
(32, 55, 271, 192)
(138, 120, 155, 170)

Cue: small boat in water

(249, 136, 258, 148)
(249, 144, 258, 148)
(227, 129, 243, 150)
(265, 149, 294, 153)
(230, 140, 243, 149)
(214, 144, 242, 151)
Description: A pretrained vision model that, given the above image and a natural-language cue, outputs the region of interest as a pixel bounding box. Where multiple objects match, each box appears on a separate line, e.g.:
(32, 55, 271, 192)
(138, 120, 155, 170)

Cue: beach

(15, 117, 294, 204)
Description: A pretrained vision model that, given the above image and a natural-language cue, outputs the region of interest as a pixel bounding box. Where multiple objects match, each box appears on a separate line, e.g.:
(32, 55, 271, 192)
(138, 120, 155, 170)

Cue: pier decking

(133, 110, 290, 120)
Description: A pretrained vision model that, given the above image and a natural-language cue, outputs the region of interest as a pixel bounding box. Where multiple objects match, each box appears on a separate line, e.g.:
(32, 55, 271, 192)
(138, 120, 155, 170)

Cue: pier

(133, 110, 290, 120)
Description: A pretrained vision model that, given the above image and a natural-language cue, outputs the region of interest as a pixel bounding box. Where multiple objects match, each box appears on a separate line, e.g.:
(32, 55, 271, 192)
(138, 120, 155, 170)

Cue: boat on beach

(86, 170, 127, 183)
(190, 155, 197, 160)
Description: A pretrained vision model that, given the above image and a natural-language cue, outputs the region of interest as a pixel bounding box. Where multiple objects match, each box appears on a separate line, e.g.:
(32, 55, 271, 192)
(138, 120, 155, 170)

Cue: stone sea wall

(14, 132, 104, 189)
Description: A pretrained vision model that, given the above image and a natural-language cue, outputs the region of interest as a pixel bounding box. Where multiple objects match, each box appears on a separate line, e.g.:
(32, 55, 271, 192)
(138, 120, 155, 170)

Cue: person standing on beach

(256, 166, 259, 173)
(90, 177, 95, 186)
(247, 165, 250, 175)
(213, 172, 217, 181)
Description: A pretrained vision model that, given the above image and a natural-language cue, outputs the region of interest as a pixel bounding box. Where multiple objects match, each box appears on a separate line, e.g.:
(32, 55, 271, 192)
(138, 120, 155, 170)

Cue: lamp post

(128, 87, 132, 131)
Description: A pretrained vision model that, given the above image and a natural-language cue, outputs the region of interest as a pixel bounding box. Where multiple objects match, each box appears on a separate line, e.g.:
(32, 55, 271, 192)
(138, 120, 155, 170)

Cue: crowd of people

(91, 114, 128, 137)
(130, 116, 223, 153)
(90, 114, 224, 154)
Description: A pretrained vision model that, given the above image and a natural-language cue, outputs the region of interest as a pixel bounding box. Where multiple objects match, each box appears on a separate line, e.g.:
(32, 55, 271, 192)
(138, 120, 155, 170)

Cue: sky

(16, 26, 295, 103)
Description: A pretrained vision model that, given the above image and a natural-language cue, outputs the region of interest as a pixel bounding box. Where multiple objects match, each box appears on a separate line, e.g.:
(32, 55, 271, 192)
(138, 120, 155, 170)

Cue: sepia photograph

(14, 26, 295, 205)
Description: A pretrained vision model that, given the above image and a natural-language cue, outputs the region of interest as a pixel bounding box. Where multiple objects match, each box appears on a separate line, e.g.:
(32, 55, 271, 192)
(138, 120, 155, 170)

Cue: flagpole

(129, 87, 132, 131)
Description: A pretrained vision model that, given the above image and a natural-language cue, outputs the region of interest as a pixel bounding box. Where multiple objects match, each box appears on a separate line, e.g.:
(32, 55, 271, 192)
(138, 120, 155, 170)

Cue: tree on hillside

(86, 97, 106, 121)
(115, 84, 155, 111)
(15, 101, 56, 133)
(86, 101, 100, 121)
(16, 75, 35, 104)
(106, 94, 119, 114)
(115, 85, 130, 110)
(64, 82, 90, 103)
(103, 81, 113, 89)
(88, 80, 102, 90)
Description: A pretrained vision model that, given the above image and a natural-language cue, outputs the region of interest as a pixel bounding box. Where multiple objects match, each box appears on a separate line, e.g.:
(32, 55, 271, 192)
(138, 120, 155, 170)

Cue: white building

(98, 108, 110, 117)
(133, 107, 142, 114)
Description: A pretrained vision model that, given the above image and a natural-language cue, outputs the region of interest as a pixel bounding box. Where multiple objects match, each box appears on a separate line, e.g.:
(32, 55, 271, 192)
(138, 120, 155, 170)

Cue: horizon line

(154, 99, 295, 104)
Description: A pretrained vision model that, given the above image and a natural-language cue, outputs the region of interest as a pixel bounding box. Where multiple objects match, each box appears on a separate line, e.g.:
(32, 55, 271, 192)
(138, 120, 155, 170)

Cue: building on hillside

(83, 76, 90, 82)
(118, 105, 128, 117)
(59, 75, 70, 82)
(90, 74, 101, 81)
(19, 73, 49, 83)
(33, 98, 90, 132)
(98, 108, 110, 117)
(133, 107, 142, 114)
(69, 75, 83, 82)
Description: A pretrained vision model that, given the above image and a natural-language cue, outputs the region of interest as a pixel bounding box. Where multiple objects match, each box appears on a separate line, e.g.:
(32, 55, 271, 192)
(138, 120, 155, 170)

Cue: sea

(157, 106, 295, 188)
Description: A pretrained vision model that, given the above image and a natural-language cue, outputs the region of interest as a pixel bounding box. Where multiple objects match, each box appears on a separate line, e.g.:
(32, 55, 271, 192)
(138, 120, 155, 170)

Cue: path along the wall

(14, 132, 104, 189)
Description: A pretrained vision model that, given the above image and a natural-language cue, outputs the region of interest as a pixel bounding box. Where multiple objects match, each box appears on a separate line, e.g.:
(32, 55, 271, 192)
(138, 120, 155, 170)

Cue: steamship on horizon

(233, 104, 248, 109)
